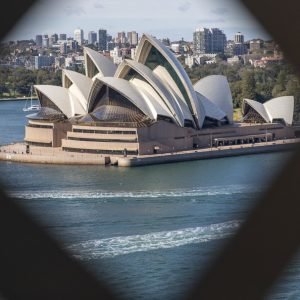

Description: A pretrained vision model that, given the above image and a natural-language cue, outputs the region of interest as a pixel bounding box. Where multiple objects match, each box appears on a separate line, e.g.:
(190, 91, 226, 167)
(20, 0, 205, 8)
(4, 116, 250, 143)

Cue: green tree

(242, 70, 256, 100)
(230, 81, 243, 108)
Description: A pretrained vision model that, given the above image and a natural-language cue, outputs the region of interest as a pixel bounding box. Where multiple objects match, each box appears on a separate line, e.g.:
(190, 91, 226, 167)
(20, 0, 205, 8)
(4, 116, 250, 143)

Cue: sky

(4, 0, 271, 42)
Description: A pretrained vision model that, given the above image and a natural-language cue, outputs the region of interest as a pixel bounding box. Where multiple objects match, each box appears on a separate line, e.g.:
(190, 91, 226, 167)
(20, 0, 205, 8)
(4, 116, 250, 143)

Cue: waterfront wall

(0, 144, 110, 165)
(118, 140, 299, 167)
(0, 139, 299, 167)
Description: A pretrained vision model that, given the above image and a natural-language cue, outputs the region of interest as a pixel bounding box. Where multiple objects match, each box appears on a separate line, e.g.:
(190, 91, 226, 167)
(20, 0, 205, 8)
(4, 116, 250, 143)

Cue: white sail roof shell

(153, 65, 196, 125)
(34, 85, 86, 118)
(135, 34, 205, 128)
(62, 69, 93, 112)
(196, 92, 227, 121)
(84, 47, 117, 78)
(194, 75, 233, 123)
(243, 96, 294, 125)
(129, 78, 175, 121)
(243, 99, 270, 122)
(88, 76, 165, 120)
(264, 96, 294, 125)
(115, 59, 189, 126)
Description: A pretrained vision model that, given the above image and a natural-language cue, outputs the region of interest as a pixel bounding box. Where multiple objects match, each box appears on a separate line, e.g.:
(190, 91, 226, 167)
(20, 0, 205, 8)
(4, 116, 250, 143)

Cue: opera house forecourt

(1, 33, 300, 167)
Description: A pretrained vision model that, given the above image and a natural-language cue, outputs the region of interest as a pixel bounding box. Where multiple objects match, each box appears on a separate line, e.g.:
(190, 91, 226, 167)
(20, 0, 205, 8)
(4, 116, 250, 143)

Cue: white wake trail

(67, 220, 242, 260)
(11, 184, 253, 200)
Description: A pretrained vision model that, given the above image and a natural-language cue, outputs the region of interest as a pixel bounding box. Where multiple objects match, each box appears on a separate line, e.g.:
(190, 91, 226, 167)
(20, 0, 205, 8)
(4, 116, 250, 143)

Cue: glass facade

(243, 106, 266, 123)
(27, 107, 65, 121)
(86, 84, 150, 126)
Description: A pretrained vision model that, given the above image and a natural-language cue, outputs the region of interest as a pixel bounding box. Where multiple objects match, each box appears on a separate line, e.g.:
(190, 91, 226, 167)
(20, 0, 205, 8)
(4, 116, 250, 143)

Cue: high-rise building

(127, 31, 138, 46)
(117, 32, 126, 44)
(35, 54, 55, 69)
(60, 42, 67, 55)
(234, 32, 244, 44)
(49, 34, 57, 47)
(193, 27, 226, 54)
(42, 37, 49, 48)
(74, 28, 84, 45)
(59, 34, 67, 41)
(211, 28, 227, 53)
(98, 29, 107, 51)
(107, 34, 112, 43)
(233, 32, 247, 55)
(35, 35, 43, 47)
(70, 40, 78, 51)
(52, 33, 58, 43)
(88, 31, 97, 45)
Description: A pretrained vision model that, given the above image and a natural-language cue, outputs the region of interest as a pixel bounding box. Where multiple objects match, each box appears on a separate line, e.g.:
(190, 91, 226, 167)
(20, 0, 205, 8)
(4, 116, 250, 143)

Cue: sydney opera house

(24, 34, 299, 159)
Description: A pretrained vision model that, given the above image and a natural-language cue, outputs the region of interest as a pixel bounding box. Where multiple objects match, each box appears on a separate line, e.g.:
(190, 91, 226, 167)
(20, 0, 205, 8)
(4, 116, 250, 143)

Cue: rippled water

(0, 101, 298, 299)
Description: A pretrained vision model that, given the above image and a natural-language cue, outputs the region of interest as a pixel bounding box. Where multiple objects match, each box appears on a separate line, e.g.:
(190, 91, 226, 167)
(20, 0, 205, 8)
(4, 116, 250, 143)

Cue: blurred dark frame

(1, 1, 300, 299)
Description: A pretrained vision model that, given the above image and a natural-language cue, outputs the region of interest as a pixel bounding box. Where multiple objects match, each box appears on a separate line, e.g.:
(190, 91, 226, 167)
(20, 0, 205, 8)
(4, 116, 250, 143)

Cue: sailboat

(23, 86, 40, 112)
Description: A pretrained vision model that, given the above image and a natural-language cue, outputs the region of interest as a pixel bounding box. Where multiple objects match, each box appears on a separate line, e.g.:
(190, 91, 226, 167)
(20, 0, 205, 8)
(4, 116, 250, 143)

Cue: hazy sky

(5, 0, 271, 42)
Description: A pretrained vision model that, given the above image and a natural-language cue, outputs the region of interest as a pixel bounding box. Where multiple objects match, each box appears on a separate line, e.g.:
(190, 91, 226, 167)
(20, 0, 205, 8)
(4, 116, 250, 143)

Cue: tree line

(0, 67, 61, 98)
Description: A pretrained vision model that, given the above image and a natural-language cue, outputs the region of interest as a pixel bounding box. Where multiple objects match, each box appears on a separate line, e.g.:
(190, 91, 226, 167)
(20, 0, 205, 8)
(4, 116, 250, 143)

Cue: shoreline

(0, 139, 299, 167)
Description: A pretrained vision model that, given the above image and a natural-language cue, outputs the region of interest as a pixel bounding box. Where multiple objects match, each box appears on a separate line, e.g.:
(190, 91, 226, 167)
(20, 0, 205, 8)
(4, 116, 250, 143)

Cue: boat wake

(11, 184, 255, 200)
(67, 220, 242, 260)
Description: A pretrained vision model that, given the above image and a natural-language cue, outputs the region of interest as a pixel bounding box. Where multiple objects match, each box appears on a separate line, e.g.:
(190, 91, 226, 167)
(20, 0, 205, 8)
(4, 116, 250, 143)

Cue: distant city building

(193, 27, 226, 54)
(117, 32, 126, 44)
(52, 33, 58, 43)
(35, 35, 42, 47)
(98, 29, 107, 51)
(250, 56, 283, 68)
(55, 56, 65, 68)
(227, 55, 242, 65)
(110, 46, 123, 64)
(34, 54, 55, 69)
(232, 32, 247, 55)
(74, 28, 84, 45)
(127, 31, 138, 46)
(60, 42, 67, 55)
(42, 37, 49, 48)
(107, 41, 116, 51)
(170, 43, 183, 54)
(161, 38, 170, 46)
(234, 32, 244, 44)
(185, 53, 217, 68)
(250, 39, 263, 51)
(107, 34, 112, 43)
(70, 40, 78, 51)
(131, 47, 137, 60)
(233, 43, 247, 56)
(49, 35, 57, 47)
(88, 31, 97, 45)
(59, 34, 67, 41)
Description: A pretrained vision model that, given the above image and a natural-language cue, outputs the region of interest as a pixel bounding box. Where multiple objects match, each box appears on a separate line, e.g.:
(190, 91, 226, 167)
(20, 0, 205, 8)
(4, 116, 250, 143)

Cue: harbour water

(0, 100, 299, 299)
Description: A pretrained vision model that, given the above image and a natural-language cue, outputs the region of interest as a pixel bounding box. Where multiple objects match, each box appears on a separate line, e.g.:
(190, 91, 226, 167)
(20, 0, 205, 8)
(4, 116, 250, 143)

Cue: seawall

(0, 143, 110, 165)
(118, 140, 299, 167)
(0, 139, 299, 167)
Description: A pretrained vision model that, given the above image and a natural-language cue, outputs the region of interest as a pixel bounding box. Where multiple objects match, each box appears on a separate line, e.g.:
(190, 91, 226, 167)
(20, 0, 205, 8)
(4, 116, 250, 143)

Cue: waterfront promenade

(0, 139, 299, 167)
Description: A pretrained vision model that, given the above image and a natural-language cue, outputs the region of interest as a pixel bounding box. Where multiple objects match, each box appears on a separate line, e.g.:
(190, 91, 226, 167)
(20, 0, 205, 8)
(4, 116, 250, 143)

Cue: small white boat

(23, 104, 40, 112)
(23, 86, 40, 112)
